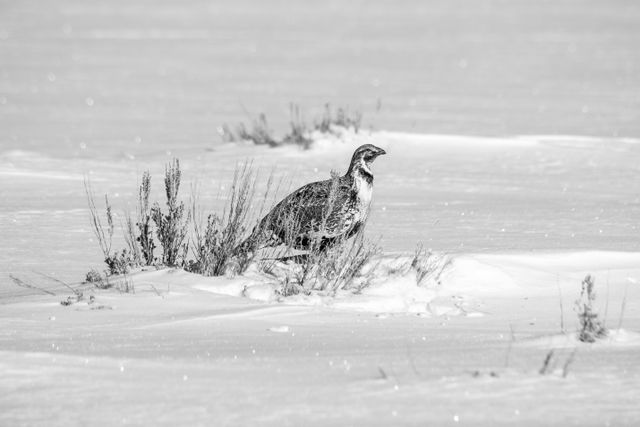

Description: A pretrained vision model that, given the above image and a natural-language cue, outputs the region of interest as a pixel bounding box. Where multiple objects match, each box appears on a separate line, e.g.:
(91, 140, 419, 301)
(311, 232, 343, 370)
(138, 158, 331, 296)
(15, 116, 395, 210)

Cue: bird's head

(347, 144, 386, 177)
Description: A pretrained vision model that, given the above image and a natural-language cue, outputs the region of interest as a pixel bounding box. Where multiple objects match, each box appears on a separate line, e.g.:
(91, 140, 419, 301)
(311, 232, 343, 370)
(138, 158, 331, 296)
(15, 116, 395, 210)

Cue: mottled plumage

(251, 144, 386, 252)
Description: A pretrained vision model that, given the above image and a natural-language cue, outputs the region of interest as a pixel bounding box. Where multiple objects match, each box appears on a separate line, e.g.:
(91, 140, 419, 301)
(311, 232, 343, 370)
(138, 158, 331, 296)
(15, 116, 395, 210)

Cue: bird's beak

(376, 147, 387, 157)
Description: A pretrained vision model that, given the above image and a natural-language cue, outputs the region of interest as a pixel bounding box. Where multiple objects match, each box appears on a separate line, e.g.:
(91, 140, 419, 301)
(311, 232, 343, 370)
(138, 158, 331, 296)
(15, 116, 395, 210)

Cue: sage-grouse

(247, 144, 386, 253)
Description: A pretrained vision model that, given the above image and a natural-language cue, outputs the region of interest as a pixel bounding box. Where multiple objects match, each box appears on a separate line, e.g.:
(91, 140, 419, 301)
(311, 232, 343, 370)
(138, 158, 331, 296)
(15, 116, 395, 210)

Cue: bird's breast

(355, 176, 373, 208)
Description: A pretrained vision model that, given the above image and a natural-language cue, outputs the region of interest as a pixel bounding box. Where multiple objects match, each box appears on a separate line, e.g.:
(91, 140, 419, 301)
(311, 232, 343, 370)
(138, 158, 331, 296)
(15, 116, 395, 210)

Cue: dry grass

(137, 170, 155, 266)
(122, 211, 142, 267)
(262, 230, 380, 297)
(410, 244, 452, 286)
(84, 179, 113, 260)
(85, 179, 136, 275)
(189, 163, 274, 276)
(315, 103, 363, 134)
(220, 103, 363, 149)
(282, 103, 313, 149)
(232, 113, 278, 146)
(151, 159, 190, 267)
(575, 274, 608, 343)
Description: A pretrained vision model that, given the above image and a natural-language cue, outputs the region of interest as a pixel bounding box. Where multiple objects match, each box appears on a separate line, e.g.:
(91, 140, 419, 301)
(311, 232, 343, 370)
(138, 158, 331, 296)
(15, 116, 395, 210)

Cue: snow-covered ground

(2, 0, 640, 425)
(2, 133, 640, 426)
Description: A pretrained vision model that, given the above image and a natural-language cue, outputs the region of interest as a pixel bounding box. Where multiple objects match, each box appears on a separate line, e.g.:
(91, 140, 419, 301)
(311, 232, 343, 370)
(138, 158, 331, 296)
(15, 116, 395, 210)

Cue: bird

(243, 144, 386, 255)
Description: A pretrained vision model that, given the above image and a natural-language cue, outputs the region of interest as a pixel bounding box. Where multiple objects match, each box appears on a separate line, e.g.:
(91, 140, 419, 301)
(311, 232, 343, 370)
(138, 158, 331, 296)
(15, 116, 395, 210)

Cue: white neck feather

(360, 158, 372, 175)
(354, 170, 373, 208)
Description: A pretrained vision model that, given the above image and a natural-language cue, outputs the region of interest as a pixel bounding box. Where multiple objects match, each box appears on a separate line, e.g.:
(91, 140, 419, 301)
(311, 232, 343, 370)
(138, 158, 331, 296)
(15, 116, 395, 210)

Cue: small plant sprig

(282, 103, 312, 149)
(85, 179, 113, 261)
(137, 171, 155, 266)
(411, 244, 451, 286)
(575, 274, 608, 343)
(151, 159, 190, 267)
(123, 211, 142, 267)
(315, 103, 363, 134)
(85, 180, 136, 275)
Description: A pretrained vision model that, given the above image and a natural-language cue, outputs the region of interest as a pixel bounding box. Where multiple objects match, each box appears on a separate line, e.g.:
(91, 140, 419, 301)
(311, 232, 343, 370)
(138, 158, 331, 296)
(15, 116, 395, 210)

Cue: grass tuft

(84, 179, 113, 261)
(282, 103, 313, 149)
(315, 103, 363, 134)
(189, 163, 271, 276)
(151, 159, 190, 267)
(221, 103, 363, 149)
(137, 170, 155, 266)
(575, 274, 608, 343)
(410, 244, 451, 286)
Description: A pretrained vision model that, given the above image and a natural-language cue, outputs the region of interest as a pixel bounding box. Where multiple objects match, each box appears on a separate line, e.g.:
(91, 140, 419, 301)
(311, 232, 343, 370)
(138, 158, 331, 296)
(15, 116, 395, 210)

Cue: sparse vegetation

(189, 163, 266, 276)
(282, 103, 313, 149)
(151, 159, 190, 267)
(83, 154, 440, 302)
(262, 230, 380, 297)
(315, 103, 363, 134)
(9, 274, 56, 296)
(379, 244, 451, 287)
(231, 113, 277, 146)
(85, 180, 114, 262)
(137, 171, 155, 266)
(575, 274, 608, 343)
(538, 348, 577, 378)
(123, 211, 142, 267)
(220, 103, 363, 149)
(410, 244, 451, 286)
(85, 268, 109, 289)
(104, 248, 135, 275)
(85, 181, 138, 275)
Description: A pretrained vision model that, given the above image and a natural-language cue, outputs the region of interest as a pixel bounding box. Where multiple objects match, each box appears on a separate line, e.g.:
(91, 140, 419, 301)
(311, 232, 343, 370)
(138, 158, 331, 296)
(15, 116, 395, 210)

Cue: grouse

(246, 144, 386, 253)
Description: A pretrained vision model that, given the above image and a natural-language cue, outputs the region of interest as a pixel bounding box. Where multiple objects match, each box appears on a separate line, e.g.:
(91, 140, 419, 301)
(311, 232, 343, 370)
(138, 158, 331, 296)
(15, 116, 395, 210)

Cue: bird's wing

(262, 178, 354, 236)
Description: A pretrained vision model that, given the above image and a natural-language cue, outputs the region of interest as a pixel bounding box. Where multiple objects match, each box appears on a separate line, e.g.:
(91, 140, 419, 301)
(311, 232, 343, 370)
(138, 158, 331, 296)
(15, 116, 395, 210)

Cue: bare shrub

(113, 273, 135, 293)
(104, 249, 134, 275)
(411, 244, 451, 286)
(189, 163, 271, 276)
(137, 171, 155, 266)
(248, 113, 277, 146)
(266, 230, 380, 296)
(575, 274, 608, 343)
(122, 210, 142, 267)
(85, 268, 110, 289)
(315, 103, 363, 134)
(219, 103, 364, 149)
(282, 103, 313, 149)
(151, 159, 190, 267)
(219, 123, 238, 143)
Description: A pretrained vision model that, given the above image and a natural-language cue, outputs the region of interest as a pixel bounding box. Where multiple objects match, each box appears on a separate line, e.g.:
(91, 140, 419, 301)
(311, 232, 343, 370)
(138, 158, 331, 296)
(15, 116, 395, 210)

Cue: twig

(562, 348, 577, 378)
(603, 270, 610, 329)
(617, 281, 630, 331)
(539, 349, 555, 375)
(149, 284, 163, 297)
(556, 275, 565, 334)
(377, 366, 388, 380)
(504, 323, 515, 368)
(33, 271, 81, 296)
(9, 274, 55, 296)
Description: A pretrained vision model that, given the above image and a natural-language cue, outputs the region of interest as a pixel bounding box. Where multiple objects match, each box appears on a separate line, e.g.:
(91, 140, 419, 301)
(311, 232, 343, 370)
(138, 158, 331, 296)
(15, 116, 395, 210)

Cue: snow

(2, 0, 640, 425)
(2, 128, 640, 425)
